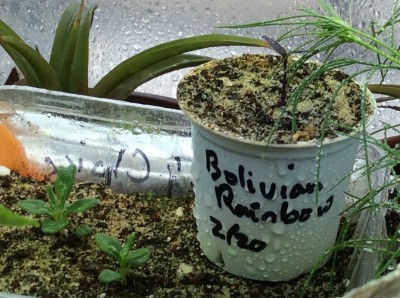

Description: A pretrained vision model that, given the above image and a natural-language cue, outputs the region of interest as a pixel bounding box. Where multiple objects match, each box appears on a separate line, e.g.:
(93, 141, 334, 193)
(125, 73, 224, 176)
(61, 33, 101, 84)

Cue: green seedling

(18, 164, 99, 233)
(0, 204, 39, 227)
(0, 0, 269, 100)
(95, 232, 150, 284)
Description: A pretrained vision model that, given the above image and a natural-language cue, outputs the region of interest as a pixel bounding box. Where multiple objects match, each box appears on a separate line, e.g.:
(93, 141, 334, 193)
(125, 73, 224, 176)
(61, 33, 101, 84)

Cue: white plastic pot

(190, 120, 375, 281)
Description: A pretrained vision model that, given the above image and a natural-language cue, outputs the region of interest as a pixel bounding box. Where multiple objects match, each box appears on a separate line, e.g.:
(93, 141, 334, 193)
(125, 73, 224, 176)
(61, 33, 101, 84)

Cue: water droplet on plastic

(265, 253, 277, 263)
(227, 247, 238, 256)
(271, 222, 285, 235)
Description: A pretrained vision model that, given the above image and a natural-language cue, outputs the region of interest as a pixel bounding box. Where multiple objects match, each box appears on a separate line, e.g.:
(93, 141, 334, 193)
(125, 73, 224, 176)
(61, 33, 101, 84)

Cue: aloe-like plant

(0, 0, 268, 100)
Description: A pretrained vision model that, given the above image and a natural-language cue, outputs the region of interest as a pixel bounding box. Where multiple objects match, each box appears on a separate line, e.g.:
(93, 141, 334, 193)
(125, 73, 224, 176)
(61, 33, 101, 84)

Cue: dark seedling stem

(262, 35, 288, 107)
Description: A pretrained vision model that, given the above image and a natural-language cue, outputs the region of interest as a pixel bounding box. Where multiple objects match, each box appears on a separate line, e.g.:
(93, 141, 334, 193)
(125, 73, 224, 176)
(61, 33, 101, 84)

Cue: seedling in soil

(95, 232, 150, 284)
(18, 164, 99, 233)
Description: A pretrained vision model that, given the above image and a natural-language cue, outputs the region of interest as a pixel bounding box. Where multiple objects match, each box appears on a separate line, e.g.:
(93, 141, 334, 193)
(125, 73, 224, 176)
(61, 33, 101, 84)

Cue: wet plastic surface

(0, 86, 192, 196)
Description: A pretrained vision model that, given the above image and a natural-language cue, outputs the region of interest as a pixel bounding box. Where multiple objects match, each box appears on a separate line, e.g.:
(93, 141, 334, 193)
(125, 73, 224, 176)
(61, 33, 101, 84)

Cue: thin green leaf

(0, 36, 61, 90)
(91, 34, 269, 98)
(95, 233, 123, 260)
(0, 204, 39, 227)
(368, 84, 400, 98)
(49, 2, 81, 90)
(68, 2, 97, 94)
(18, 199, 50, 215)
(41, 218, 69, 233)
(66, 198, 99, 215)
(107, 54, 212, 99)
(98, 269, 124, 283)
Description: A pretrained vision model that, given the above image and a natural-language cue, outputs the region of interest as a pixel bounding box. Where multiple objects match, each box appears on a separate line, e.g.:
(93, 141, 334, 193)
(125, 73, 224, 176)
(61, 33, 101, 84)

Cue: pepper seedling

(18, 164, 99, 233)
(95, 232, 150, 284)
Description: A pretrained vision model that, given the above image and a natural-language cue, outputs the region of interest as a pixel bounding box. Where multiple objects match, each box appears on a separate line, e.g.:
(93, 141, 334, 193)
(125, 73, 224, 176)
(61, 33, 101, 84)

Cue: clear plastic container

(0, 86, 192, 197)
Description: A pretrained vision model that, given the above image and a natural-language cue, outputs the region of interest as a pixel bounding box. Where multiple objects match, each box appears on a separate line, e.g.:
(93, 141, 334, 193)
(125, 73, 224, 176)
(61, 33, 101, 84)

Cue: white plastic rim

(190, 114, 375, 281)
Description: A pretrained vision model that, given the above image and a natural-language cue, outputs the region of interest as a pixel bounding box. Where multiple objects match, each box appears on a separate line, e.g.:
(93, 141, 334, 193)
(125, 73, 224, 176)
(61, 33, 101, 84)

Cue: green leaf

(0, 36, 61, 90)
(54, 164, 77, 204)
(18, 199, 50, 215)
(121, 233, 136, 257)
(95, 233, 123, 261)
(0, 204, 39, 227)
(91, 34, 269, 98)
(41, 218, 69, 233)
(0, 19, 42, 87)
(368, 84, 400, 98)
(98, 269, 124, 283)
(66, 198, 99, 215)
(126, 248, 150, 267)
(50, 0, 97, 93)
(68, 2, 97, 94)
(73, 224, 93, 240)
(106, 54, 213, 99)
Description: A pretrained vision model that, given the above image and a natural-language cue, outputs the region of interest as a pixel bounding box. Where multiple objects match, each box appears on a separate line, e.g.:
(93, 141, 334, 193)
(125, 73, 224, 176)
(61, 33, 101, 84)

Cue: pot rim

(177, 54, 377, 149)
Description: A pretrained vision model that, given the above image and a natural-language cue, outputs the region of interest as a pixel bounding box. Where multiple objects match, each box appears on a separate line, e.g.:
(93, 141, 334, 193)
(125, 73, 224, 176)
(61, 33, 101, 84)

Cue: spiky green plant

(224, 0, 400, 100)
(0, 0, 269, 100)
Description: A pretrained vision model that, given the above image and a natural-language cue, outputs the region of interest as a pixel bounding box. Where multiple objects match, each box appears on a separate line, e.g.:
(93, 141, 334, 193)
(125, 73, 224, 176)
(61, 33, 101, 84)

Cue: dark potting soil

(0, 171, 375, 298)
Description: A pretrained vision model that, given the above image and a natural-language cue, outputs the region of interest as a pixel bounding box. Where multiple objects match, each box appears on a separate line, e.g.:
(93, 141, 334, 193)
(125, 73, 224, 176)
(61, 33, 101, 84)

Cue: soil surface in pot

(177, 54, 375, 144)
(0, 172, 366, 298)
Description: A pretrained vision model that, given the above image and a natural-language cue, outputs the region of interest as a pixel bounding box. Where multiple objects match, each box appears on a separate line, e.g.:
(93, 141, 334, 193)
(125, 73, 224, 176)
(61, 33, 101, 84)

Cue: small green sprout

(0, 204, 39, 227)
(95, 232, 150, 284)
(18, 164, 99, 233)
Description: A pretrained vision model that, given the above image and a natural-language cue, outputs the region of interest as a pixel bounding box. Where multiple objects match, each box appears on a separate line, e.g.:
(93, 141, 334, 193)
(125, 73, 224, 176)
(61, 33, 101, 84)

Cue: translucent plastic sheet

(345, 144, 391, 291)
(0, 86, 192, 197)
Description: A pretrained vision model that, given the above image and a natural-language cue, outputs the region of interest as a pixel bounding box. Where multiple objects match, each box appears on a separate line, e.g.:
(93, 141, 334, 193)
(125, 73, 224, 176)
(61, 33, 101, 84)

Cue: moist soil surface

(177, 54, 375, 144)
(0, 171, 382, 298)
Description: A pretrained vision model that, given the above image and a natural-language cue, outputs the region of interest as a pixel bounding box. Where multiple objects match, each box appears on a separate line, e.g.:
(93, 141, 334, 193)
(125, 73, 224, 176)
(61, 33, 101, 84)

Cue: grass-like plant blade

(0, 204, 39, 227)
(67, 3, 97, 95)
(0, 36, 61, 90)
(66, 198, 99, 215)
(91, 34, 270, 98)
(106, 54, 213, 99)
(368, 84, 400, 98)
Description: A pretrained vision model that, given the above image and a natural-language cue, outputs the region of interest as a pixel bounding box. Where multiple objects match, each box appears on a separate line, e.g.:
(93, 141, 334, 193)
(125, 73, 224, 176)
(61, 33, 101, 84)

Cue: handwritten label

(205, 149, 334, 253)
(44, 148, 182, 197)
